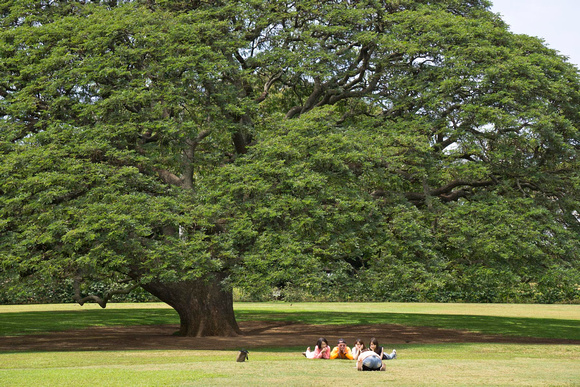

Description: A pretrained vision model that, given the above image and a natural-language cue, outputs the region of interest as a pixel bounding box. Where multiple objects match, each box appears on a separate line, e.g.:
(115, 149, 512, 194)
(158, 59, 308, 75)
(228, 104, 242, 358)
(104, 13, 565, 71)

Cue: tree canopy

(1, 0, 579, 335)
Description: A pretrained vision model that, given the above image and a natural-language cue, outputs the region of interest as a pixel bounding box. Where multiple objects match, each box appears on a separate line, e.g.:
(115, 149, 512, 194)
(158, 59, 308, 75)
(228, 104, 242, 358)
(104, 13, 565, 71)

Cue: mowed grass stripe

(1, 345, 579, 387)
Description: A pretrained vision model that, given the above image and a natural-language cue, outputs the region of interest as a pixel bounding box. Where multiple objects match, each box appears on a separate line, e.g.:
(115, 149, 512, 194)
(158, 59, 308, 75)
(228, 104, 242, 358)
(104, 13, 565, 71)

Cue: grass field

(1, 302, 579, 386)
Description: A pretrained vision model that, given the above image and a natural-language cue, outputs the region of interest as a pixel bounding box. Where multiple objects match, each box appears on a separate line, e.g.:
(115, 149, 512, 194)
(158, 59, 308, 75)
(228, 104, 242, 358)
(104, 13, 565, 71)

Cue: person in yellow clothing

(330, 338, 354, 359)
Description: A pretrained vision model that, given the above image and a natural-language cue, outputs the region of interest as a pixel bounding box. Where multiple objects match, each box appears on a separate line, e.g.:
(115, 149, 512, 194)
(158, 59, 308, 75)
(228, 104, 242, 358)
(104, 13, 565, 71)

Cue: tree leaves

(1, 0, 578, 303)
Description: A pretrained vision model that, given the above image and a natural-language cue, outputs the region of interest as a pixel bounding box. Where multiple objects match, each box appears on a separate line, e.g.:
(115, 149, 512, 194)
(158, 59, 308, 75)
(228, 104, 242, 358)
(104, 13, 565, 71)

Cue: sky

(490, 0, 580, 68)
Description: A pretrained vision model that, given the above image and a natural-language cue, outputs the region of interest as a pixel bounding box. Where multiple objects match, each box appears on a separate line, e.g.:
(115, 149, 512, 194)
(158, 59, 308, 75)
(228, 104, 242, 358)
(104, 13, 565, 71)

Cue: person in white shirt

(356, 349, 386, 371)
(351, 338, 366, 360)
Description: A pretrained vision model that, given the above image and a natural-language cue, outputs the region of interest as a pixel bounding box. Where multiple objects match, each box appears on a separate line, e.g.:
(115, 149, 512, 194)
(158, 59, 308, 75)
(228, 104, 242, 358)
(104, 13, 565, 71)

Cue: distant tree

(1, 0, 579, 336)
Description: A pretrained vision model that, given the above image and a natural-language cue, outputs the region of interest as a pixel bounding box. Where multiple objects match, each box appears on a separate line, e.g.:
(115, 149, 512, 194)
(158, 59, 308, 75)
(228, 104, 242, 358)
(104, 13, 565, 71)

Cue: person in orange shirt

(330, 338, 354, 359)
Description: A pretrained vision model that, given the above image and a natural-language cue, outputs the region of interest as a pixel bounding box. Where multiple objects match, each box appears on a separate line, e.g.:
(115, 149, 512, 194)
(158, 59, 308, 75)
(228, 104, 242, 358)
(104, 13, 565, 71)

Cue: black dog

(236, 349, 249, 362)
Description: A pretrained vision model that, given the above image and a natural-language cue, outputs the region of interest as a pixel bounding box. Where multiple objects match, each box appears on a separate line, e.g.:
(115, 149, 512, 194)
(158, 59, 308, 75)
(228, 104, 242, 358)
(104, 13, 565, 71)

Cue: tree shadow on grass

(234, 311, 580, 341)
(0, 308, 578, 341)
(0, 309, 179, 336)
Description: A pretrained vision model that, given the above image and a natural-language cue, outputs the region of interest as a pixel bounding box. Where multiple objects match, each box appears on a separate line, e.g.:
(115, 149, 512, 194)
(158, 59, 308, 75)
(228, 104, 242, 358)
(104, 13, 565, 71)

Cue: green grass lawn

(1, 344, 579, 386)
(1, 302, 579, 386)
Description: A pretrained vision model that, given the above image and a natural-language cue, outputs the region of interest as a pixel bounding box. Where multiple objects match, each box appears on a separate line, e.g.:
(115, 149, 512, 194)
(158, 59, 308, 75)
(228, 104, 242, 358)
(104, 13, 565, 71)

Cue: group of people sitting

(302, 337, 397, 371)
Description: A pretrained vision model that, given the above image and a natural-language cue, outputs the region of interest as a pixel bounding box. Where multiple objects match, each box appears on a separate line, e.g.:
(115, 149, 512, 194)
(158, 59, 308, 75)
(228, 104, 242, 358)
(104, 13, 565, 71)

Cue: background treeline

(2, 266, 578, 304)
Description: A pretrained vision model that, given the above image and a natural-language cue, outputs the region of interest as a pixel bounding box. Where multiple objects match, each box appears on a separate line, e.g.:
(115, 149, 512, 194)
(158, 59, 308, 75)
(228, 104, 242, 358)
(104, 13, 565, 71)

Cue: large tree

(1, 0, 579, 336)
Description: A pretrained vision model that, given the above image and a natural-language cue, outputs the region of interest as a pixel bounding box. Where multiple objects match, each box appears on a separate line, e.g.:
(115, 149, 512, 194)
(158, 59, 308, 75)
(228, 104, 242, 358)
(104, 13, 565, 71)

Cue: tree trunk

(140, 275, 240, 337)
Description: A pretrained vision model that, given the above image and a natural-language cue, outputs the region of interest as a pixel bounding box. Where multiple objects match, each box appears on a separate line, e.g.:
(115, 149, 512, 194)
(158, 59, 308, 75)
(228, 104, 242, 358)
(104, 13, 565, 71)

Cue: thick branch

(135, 130, 185, 188)
(373, 179, 496, 204)
(301, 77, 324, 114)
(255, 72, 283, 103)
(153, 167, 184, 187)
(324, 67, 383, 106)
(430, 179, 495, 197)
(285, 62, 384, 119)
(139, 129, 159, 144)
(418, 179, 494, 203)
(73, 277, 139, 308)
(183, 129, 211, 190)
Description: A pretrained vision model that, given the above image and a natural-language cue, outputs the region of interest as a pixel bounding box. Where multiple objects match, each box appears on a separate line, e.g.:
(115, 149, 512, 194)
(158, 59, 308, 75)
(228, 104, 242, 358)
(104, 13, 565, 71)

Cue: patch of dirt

(1, 321, 578, 352)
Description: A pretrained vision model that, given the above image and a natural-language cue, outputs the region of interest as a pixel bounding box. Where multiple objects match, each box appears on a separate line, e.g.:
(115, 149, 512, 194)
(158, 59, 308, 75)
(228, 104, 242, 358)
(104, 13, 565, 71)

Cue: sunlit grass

(1, 345, 579, 386)
(235, 302, 580, 320)
(2, 302, 577, 320)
